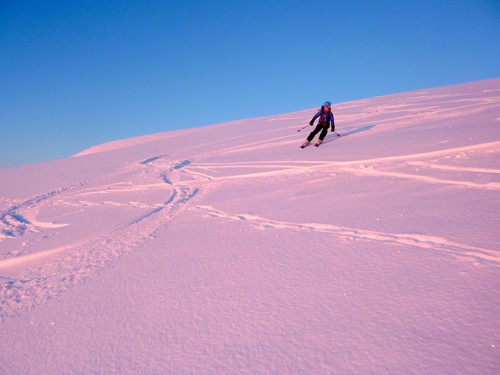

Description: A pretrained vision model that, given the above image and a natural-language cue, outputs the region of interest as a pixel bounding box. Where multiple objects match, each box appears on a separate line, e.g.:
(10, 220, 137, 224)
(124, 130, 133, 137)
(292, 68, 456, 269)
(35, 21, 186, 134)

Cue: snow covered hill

(1, 79, 499, 374)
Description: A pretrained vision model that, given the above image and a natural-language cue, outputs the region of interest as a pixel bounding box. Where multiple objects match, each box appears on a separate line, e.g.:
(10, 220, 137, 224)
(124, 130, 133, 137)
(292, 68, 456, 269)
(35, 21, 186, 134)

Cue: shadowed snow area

(0, 79, 499, 374)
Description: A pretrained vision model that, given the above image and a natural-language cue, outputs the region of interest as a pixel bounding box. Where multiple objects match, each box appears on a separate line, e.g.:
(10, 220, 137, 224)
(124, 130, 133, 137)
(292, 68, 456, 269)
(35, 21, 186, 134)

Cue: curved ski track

(1, 89, 499, 318)
(0, 158, 201, 319)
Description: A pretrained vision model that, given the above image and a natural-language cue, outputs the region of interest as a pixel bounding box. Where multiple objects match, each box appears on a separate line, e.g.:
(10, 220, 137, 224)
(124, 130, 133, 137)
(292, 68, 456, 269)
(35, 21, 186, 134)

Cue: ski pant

(307, 123, 329, 142)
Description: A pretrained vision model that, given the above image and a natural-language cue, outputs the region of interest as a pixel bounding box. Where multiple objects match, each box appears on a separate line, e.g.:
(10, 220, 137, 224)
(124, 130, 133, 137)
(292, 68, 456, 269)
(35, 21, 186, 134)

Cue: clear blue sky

(1, 0, 499, 168)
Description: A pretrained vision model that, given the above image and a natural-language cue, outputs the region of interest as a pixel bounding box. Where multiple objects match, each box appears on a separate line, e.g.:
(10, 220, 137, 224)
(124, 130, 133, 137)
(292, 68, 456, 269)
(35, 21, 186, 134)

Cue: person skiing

(301, 101, 336, 148)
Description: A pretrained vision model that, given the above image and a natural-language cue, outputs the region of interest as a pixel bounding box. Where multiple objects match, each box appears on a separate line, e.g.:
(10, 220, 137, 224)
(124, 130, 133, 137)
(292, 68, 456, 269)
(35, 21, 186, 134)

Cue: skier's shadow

(323, 124, 376, 144)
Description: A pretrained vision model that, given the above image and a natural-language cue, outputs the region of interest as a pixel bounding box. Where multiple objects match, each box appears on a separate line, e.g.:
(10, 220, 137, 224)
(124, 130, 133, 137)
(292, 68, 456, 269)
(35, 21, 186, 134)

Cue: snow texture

(0, 79, 499, 374)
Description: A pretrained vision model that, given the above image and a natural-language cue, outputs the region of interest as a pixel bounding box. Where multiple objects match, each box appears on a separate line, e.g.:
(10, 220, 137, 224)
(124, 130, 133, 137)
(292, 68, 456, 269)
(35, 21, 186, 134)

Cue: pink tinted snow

(0, 79, 499, 374)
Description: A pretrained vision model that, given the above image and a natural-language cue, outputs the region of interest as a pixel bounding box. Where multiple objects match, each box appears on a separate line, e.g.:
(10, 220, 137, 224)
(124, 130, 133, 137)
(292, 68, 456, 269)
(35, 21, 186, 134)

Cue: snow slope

(0, 79, 499, 374)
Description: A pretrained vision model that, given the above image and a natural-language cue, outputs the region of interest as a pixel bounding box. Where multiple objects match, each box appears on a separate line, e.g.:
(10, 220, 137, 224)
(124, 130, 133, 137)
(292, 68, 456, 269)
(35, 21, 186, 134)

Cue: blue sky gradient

(1, 0, 499, 168)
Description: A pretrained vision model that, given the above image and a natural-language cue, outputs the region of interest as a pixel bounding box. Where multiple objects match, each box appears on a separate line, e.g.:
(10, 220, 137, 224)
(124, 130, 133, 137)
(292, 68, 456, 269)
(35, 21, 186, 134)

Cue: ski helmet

(323, 101, 332, 108)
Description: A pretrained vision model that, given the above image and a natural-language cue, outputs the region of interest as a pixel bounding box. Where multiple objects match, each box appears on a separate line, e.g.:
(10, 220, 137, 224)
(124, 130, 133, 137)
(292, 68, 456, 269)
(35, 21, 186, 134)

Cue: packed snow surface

(1, 79, 499, 374)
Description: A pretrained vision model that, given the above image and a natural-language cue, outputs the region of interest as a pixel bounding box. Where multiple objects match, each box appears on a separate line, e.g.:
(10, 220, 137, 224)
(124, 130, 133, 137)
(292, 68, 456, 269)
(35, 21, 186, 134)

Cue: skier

(301, 101, 336, 148)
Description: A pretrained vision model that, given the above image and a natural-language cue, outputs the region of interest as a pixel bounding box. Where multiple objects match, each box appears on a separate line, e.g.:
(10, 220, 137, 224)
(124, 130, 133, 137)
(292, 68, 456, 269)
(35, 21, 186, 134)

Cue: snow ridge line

(0, 245, 74, 270)
(0, 234, 135, 319)
(193, 205, 500, 265)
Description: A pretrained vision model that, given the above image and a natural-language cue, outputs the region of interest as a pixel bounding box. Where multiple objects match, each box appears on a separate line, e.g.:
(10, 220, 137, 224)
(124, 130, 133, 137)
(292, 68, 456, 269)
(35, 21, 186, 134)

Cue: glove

(309, 120, 314, 126)
(331, 126, 335, 132)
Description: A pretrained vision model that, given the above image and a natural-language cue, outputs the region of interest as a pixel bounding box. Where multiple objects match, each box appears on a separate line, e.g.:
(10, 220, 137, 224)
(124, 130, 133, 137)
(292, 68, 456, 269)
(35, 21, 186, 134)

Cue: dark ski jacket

(311, 106, 335, 130)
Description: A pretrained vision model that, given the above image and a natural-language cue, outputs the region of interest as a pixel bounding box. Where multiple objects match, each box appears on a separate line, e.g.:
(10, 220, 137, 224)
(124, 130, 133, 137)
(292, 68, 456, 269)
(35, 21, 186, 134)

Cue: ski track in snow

(0, 182, 88, 240)
(0, 83, 499, 319)
(1, 141, 499, 318)
(0, 158, 201, 319)
(192, 205, 500, 265)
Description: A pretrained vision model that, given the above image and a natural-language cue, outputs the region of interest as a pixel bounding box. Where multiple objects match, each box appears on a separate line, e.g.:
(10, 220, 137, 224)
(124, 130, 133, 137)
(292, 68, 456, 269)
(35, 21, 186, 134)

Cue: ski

(301, 133, 340, 149)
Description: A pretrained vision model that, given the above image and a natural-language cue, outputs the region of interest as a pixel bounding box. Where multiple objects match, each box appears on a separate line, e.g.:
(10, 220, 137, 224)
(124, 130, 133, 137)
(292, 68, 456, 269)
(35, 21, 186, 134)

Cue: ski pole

(334, 131, 340, 137)
(297, 124, 311, 132)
